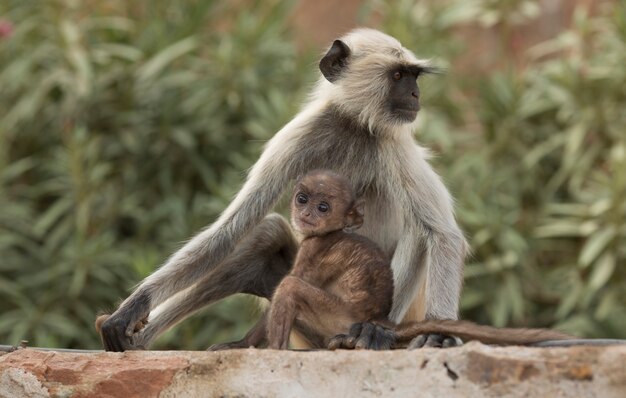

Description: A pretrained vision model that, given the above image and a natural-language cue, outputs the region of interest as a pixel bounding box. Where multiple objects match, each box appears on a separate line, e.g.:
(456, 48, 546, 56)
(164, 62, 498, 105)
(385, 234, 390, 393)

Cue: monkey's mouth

(296, 218, 317, 229)
(389, 95, 421, 122)
(393, 106, 420, 122)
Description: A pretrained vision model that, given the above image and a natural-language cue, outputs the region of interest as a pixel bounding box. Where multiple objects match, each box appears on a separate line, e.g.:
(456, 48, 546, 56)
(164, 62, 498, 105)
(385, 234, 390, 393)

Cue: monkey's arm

(395, 225, 466, 349)
(100, 132, 304, 351)
(388, 144, 466, 323)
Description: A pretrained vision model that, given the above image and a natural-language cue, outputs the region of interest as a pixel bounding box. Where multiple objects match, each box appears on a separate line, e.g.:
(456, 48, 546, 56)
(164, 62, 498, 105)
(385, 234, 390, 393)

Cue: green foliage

(372, 0, 626, 337)
(0, 0, 308, 349)
(1, 0, 624, 349)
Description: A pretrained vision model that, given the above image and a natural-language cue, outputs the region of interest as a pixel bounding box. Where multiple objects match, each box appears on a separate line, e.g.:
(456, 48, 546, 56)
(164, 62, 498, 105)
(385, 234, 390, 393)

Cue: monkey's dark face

(387, 65, 423, 122)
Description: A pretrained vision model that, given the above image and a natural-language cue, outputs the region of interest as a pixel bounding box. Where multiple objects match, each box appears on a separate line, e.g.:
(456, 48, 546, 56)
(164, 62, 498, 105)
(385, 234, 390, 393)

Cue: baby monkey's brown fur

(267, 170, 394, 349)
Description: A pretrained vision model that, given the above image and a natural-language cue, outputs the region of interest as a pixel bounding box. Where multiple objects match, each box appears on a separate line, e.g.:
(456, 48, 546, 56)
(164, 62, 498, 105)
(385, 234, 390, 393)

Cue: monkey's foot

(328, 322, 396, 350)
(99, 315, 149, 352)
(407, 333, 462, 349)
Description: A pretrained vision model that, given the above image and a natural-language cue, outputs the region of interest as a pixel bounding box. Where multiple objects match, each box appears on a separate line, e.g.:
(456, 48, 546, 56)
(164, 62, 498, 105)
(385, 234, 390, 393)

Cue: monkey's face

(319, 29, 438, 130)
(387, 65, 422, 123)
(291, 190, 349, 237)
(291, 172, 356, 236)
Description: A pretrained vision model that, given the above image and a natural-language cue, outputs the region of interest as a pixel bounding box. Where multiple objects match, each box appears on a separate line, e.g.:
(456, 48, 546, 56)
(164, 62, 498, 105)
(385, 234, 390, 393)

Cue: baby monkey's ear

(344, 198, 365, 231)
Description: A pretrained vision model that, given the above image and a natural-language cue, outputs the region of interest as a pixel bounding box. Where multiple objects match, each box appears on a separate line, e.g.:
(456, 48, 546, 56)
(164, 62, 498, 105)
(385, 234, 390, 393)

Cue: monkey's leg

(267, 280, 299, 350)
(267, 275, 351, 350)
(208, 311, 269, 351)
(120, 214, 297, 350)
(209, 300, 328, 351)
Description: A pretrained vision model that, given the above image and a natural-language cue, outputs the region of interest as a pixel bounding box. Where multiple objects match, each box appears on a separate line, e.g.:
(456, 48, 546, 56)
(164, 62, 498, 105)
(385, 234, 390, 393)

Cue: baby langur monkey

(267, 170, 395, 350)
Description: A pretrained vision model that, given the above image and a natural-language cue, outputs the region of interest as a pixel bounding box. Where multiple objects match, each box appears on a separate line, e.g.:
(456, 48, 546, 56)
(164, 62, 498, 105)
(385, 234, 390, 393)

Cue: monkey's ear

(319, 40, 351, 83)
(345, 198, 365, 231)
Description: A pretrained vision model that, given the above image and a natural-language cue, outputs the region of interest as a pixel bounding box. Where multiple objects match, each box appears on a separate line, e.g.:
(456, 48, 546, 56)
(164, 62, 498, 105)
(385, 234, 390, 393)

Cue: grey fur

(102, 28, 467, 350)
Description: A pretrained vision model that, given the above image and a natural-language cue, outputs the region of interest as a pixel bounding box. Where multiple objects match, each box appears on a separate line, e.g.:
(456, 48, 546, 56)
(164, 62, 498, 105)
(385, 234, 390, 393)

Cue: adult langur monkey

(100, 28, 468, 351)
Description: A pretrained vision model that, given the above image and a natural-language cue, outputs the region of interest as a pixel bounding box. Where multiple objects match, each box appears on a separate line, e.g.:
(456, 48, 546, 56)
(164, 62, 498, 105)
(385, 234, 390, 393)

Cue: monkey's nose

(412, 92, 419, 99)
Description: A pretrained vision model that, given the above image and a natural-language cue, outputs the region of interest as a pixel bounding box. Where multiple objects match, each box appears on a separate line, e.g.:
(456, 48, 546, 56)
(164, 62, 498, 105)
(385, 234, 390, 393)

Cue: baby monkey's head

(291, 170, 364, 237)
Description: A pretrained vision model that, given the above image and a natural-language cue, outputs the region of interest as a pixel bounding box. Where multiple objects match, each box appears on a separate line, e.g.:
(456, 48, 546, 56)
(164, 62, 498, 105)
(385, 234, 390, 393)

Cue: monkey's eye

(296, 193, 308, 204)
(393, 71, 402, 81)
(318, 202, 330, 213)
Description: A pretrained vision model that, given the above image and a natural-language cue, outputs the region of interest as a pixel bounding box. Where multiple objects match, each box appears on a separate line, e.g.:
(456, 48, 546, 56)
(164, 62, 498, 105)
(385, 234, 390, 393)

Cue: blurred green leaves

(0, 0, 305, 349)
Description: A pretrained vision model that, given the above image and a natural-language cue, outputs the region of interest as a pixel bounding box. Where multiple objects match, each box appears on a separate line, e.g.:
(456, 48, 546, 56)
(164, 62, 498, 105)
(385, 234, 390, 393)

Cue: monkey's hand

(328, 322, 396, 350)
(407, 334, 462, 349)
(98, 311, 149, 352)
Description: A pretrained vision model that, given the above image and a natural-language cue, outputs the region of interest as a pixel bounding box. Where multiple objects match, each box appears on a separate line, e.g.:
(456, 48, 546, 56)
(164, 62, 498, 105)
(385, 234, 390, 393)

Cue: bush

(0, 0, 310, 349)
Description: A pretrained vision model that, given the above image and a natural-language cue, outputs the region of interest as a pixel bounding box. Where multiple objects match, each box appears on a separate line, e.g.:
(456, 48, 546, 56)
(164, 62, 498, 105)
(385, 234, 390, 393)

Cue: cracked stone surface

(1, 342, 625, 397)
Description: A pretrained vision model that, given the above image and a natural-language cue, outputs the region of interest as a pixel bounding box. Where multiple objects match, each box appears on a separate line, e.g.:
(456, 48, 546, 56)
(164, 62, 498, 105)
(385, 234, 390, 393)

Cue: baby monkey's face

(291, 188, 350, 236)
(291, 171, 357, 237)
(291, 171, 363, 237)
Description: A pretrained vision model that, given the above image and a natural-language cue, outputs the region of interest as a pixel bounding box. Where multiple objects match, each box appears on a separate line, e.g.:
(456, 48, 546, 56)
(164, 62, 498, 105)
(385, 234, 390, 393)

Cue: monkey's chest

(302, 117, 380, 185)
(354, 192, 401, 257)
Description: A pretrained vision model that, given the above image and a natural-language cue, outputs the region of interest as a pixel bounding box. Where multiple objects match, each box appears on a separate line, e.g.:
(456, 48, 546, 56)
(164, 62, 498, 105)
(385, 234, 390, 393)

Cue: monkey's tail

(395, 319, 574, 346)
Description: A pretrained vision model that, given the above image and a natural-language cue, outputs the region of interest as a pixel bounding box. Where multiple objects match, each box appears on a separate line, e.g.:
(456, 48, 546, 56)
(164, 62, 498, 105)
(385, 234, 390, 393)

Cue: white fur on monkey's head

(312, 28, 435, 134)
(339, 28, 426, 64)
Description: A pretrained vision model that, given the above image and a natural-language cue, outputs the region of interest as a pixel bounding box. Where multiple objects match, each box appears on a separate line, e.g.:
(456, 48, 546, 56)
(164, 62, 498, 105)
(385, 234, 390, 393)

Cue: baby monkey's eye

(318, 202, 330, 213)
(296, 193, 308, 204)
(393, 71, 402, 81)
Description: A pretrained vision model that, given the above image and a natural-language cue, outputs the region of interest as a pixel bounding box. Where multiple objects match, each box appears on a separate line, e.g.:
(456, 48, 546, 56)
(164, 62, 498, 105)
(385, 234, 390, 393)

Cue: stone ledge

(1, 343, 625, 397)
